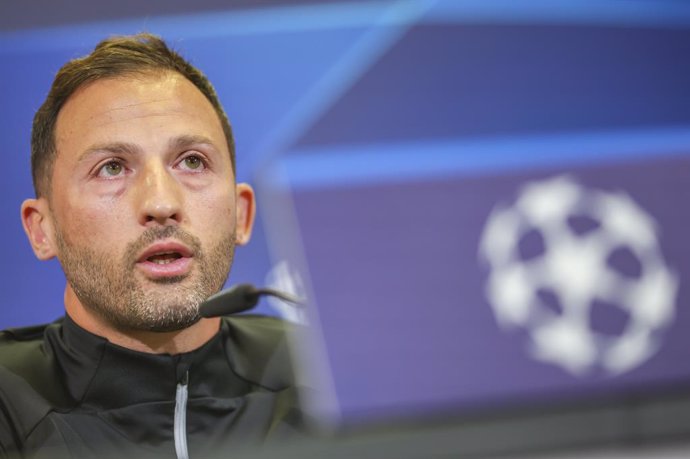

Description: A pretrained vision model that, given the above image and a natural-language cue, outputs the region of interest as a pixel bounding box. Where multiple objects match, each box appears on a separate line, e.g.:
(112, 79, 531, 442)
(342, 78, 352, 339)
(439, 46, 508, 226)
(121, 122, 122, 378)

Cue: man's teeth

(152, 258, 175, 265)
(147, 252, 182, 264)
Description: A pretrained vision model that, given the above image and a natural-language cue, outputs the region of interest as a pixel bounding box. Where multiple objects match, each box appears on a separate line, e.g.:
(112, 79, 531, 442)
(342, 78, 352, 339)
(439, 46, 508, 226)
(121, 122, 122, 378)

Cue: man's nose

(135, 161, 183, 226)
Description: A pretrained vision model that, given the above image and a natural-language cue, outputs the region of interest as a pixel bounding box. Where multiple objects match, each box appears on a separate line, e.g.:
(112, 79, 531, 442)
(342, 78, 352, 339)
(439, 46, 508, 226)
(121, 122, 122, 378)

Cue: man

(0, 34, 304, 458)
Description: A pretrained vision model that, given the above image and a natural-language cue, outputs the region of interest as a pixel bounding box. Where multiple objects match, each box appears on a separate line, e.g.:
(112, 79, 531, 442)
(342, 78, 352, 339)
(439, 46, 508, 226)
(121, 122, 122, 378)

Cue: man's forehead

(59, 73, 197, 122)
(54, 73, 226, 152)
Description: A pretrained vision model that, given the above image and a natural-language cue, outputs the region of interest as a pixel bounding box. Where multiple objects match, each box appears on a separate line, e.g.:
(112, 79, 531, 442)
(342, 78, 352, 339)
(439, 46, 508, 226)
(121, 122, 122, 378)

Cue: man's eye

(181, 155, 204, 171)
(98, 161, 124, 177)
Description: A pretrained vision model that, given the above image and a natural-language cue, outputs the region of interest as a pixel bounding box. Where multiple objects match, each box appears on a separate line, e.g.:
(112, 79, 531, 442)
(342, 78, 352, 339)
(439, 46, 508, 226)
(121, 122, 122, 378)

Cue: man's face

(44, 72, 249, 332)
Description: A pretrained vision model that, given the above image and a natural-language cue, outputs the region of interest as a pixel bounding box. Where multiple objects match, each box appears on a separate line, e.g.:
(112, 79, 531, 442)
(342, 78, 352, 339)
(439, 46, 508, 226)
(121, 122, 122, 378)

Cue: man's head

(21, 34, 255, 335)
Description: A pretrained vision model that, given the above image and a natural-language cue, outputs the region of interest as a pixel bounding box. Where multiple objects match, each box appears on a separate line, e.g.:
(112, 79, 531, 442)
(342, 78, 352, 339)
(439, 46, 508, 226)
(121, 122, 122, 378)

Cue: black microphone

(199, 283, 302, 318)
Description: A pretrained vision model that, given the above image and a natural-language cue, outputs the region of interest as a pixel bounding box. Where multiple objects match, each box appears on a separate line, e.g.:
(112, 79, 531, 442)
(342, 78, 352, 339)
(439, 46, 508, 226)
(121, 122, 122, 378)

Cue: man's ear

(234, 183, 255, 246)
(21, 198, 58, 260)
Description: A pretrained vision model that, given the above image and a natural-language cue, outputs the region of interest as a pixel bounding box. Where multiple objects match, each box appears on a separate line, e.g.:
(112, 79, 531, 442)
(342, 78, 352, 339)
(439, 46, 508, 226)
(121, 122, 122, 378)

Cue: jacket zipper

(174, 370, 190, 459)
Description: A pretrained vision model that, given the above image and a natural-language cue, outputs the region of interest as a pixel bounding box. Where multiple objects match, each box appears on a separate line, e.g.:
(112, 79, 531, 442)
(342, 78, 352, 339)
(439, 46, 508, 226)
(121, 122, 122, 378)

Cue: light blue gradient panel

(272, 127, 690, 190)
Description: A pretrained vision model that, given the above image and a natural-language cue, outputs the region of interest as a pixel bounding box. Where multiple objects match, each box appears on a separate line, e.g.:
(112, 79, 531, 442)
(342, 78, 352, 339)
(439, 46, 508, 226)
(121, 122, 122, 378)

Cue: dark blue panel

(294, 23, 690, 148)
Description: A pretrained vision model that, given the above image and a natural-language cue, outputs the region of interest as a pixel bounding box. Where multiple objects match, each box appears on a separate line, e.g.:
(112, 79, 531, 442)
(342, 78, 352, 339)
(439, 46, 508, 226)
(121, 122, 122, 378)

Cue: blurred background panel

(2, 0, 690, 456)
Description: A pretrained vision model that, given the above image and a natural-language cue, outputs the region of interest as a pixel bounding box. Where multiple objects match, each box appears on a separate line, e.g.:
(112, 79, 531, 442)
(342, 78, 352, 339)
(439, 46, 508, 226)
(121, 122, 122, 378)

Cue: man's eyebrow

(169, 135, 219, 152)
(76, 135, 220, 162)
(77, 142, 142, 162)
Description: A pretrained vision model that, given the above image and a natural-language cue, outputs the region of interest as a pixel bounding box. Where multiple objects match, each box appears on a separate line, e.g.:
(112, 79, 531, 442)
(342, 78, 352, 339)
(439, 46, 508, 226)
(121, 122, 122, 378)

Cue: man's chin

(102, 291, 206, 334)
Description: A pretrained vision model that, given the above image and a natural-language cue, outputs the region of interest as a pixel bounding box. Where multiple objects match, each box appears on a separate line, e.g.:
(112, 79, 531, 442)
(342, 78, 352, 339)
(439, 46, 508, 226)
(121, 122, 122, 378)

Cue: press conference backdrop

(2, 0, 690, 455)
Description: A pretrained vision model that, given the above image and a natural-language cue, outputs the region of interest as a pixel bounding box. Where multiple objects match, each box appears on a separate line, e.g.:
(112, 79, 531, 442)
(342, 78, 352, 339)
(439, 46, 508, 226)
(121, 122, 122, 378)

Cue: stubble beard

(55, 225, 235, 333)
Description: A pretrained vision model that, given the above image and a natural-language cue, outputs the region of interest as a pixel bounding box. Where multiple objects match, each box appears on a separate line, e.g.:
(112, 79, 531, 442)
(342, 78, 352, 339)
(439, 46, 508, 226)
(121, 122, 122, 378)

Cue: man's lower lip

(136, 257, 193, 278)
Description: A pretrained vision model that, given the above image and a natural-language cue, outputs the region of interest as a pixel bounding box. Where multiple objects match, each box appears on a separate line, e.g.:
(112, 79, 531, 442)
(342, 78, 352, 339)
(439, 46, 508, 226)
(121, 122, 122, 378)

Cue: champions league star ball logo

(479, 176, 678, 376)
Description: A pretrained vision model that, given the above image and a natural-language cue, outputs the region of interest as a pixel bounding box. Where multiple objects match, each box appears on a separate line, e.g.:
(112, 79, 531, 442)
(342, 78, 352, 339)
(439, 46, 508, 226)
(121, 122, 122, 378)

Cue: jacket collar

(46, 314, 252, 411)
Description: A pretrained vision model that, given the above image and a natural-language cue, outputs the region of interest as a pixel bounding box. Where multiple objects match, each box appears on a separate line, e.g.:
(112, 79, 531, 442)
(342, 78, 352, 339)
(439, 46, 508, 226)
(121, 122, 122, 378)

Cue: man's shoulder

(0, 322, 53, 342)
(0, 320, 63, 396)
(0, 319, 65, 371)
(222, 314, 300, 391)
(0, 321, 56, 367)
(0, 321, 63, 449)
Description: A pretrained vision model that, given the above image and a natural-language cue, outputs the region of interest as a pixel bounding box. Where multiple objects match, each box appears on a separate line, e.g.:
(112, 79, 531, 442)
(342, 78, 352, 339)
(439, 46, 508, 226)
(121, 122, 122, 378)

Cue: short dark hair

(31, 33, 235, 198)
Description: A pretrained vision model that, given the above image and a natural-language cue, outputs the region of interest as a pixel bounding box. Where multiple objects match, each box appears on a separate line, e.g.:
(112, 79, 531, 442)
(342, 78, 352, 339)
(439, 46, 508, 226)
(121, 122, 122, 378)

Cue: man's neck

(64, 286, 221, 355)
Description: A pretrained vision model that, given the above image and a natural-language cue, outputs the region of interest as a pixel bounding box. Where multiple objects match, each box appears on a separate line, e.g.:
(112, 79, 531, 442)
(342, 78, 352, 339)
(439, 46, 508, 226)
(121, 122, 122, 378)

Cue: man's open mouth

(146, 251, 184, 265)
(136, 241, 194, 278)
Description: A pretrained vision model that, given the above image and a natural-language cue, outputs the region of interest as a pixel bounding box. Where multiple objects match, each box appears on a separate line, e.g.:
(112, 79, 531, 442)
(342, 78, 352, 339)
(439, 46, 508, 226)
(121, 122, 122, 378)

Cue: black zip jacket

(0, 314, 306, 459)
